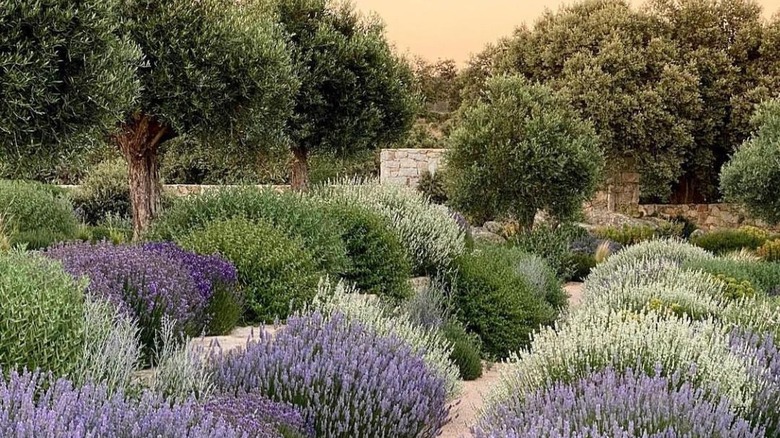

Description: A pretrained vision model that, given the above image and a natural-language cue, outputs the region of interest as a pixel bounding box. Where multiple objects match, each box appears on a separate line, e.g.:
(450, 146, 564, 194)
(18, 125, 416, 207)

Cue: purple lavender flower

(44, 241, 240, 360)
(0, 368, 247, 437)
(211, 311, 450, 438)
(474, 366, 762, 438)
(204, 393, 314, 438)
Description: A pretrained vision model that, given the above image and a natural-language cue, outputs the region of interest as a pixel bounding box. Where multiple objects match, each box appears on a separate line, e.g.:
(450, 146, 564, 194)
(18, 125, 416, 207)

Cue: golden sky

(353, 0, 780, 65)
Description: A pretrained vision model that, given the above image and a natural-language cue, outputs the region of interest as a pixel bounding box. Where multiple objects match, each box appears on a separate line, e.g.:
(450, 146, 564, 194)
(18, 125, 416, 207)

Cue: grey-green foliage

(445, 75, 603, 227)
(721, 99, 780, 224)
(120, 0, 297, 145)
(73, 298, 141, 394)
(0, 251, 85, 375)
(73, 159, 131, 225)
(0, 180, 79, 245)
(151, 317, 213, 403)
(0, 0, 139, 168)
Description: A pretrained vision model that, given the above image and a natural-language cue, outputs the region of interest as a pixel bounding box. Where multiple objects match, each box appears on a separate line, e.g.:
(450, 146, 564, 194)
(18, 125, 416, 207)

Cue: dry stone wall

(379, 149, 445, 187)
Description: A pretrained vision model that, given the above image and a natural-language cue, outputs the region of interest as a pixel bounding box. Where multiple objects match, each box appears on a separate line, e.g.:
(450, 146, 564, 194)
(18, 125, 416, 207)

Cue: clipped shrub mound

(148, 187, 348, 274)
(323, 201, 413, 300)
(452, 245, 565, 359)
(594, 238, 713, 274)
(72, 158, 131, 225)
(475, 366, 761, 438)
(212, 311, 450, 438)
(0, 369, 275, 437)
(0, 251, 85, 375)
(315, 181, 465, 276)
(691, 229, 767, 254)
(0, 180, 79, 249)
(179, 217, 321, 323)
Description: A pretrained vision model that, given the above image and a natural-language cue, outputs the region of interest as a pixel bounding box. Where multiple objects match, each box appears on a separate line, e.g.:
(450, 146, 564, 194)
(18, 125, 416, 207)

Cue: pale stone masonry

(379, 148, 446, 187)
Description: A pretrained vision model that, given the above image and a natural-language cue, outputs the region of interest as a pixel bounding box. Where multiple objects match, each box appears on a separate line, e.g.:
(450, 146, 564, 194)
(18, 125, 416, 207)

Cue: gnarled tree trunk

(113, 113, 171, 240)
(291, 147, 309, 191)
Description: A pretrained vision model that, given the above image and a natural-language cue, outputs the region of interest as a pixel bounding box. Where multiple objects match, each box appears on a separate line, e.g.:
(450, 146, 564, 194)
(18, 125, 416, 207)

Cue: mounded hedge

(0, 180, 79, 249)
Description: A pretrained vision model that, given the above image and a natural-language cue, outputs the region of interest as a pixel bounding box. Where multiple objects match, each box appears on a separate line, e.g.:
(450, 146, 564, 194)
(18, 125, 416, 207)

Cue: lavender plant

(45, 241, 235, 361)
(474, 366, 762, 438)
(729, 330, 780, 434)
(204, 393, 314, 438)
(0, 369, 247, 437)
(211, 311, 450, 438)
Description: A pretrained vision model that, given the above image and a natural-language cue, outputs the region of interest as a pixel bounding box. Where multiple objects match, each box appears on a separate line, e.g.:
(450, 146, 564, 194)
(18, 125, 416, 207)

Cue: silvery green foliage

(151, 317, 214, 403)
(402, 278, 452, 331)
(315, 181, 465, 275)
(593, 238, 713, 274)
(312, 279, 461, 398)
(72, 298, 141, 394)
(485, 309, 762, 414)
(582, 258, 730, 321)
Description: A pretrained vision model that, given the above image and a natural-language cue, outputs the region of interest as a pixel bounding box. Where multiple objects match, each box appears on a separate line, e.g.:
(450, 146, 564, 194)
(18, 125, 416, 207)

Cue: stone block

(399, 158, 417, 168)
(399, 167, 419, 177)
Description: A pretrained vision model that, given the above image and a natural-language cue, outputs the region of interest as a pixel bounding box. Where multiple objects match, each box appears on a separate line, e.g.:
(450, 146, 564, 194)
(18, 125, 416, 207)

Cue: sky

(352, 0, 780, 66)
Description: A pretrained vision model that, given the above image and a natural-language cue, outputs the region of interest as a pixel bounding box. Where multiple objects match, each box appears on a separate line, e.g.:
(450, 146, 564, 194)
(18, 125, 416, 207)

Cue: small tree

(0, 0, 139, 176)
(116, 0, 297, 237)
(720, 99, 780, 224)
(272, 0, 419, 190)
(445, 75, 603, 228)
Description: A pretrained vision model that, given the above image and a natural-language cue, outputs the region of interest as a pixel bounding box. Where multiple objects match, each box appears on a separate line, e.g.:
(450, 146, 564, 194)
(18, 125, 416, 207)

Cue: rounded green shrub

(0, 250, 85, 375)
(417, 170, 448, 204)
(682, 257, 780, 296)
(0, 180, 79, 248)
(178, 217, 321, 322)
(149, 187, 348, 275)
(451, 245, 564, 359)
(72, 159, 130, 225)
(323, 202, 413, 301)
(690, 229, 766, 254)
(442, 321, 482, 380)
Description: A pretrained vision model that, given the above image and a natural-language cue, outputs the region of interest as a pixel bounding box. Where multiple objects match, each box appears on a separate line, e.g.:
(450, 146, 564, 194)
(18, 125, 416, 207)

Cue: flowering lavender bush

(212, 311, 450, 438)
(204, 393, 313, 438)
(143, 241, 240, 335)
(474, 366, 762, 438)
(45, 241, 238, 361)
(0, 369, 246, 437)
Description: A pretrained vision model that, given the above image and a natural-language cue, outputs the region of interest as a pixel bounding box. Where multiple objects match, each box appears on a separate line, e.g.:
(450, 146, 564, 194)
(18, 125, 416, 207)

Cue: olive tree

(720, 99, 780, 224)
(0, 0, 139, 177)
(496, 0, 702, 201)
(116, 0, 297, 236)
(445, 75, 603, 228)
(271, 0, 419, 190)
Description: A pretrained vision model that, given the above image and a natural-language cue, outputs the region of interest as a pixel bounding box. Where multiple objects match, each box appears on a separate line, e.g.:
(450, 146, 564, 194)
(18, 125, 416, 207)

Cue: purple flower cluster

(143, 242, 237, 301)
(45, 241, 240, 359)
(204, 393, 313, 438)
(0, 369, 246, 437)
(473, 366, 762, 438)
(211, 311, 450, 438)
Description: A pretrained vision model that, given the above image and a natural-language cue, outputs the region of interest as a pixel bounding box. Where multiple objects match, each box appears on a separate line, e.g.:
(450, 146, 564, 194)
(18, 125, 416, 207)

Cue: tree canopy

(445, 75, 604, 227)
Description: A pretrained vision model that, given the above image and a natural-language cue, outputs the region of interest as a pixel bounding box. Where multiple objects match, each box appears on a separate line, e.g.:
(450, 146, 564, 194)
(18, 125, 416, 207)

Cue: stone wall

(379, 148, 445, 187)
(637, 203, 780, 231)
(58, 184, 289, 196)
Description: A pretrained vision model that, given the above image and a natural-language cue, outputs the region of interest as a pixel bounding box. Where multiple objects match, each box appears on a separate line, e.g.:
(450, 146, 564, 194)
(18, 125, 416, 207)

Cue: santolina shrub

(211, 311, 450, 438)
(0, 369, 246, 437)
(474, 366, 762, 438)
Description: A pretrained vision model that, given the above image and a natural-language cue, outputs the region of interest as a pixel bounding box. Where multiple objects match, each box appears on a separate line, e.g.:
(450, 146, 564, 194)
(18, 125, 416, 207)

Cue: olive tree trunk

(114, 113, 170, 240)
(291, 147, 310, 191)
